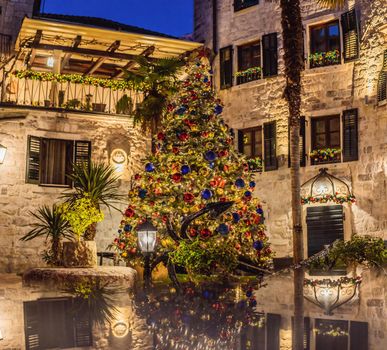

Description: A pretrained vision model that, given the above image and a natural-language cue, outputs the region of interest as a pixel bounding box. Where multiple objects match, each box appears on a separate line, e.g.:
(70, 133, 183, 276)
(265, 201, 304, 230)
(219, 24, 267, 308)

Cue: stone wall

(0, 107, 148, 273)
(194, 0, 387, 257)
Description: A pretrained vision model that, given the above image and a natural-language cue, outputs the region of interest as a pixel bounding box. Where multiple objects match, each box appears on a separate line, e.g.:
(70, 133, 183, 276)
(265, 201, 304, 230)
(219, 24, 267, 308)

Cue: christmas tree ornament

(145, 163, 155, 172)
(217, 223, 229, 236)
(205, 150, 217, 162)
(253, 240, 264, 251)
(201, 189, 213, 200)
(235, 178, 245, 188)
(181, 165, 191, 175)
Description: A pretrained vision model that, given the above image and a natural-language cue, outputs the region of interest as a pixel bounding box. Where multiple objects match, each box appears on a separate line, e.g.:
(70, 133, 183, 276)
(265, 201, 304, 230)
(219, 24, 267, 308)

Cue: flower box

(247, 157, 263, 172)
(309, 50, 341, 68)
(236, 67, 262, 85)
(310, 148, 341, 165)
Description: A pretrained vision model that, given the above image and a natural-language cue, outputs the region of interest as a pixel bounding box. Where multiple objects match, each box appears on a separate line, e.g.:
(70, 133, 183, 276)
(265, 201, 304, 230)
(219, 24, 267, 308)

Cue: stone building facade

(194, 0, 387, 349)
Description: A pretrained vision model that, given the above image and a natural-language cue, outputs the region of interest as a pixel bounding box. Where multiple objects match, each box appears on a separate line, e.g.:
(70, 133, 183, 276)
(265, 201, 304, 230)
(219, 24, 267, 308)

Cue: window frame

(236, 41, 262, 85)
(240, 126, 263, 159)
(234, 0, 259, 12)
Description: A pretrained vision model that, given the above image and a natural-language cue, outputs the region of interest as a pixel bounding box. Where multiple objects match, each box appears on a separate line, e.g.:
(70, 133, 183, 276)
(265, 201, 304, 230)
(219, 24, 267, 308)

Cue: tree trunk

(280, 1, 305, 350)
(52, 237, 61, 266)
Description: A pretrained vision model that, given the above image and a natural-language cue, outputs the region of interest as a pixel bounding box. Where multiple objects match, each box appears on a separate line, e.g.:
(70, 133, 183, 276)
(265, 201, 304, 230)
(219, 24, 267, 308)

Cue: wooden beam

(84, 40, 120, 75)
(27, 30, 42, 68)
(113, 45, 155, 78)
(27, 43, 158, 62)
(62, 35, 82, 69)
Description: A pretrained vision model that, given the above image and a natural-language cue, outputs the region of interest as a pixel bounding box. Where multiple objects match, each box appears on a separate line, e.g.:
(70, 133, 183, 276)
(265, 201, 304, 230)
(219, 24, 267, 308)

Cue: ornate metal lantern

(301, 168, 355, 204)
(304, 276, 361, 315)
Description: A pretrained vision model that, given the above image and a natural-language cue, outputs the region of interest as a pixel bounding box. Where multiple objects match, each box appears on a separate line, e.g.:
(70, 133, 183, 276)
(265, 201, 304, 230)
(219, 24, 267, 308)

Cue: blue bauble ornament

(203, 290, 212, 299)
(209, 162, 215, 169)
(246, 289, 253, 298)
(249, 299, 257, 307)
(124, 224, 132, 232)
(138, 189, 147, 199)
(145, 163, 155, 172)
(217, 223, 229, 236)
(256, 207, 264, 215)
(181, 165, 191, 175)
(232, 212, 240, 223)
(249, 181, 256, 188)
(253, 240, 264, 251)
(176, 106, 187, 115)
(244, 191, 252, 198)
(205, 150, 217, 162)
(214, 105, 223, 115)
(201, 189, 213, 200)
(203, 77, 209, 83)
(235, 178, 245, 188)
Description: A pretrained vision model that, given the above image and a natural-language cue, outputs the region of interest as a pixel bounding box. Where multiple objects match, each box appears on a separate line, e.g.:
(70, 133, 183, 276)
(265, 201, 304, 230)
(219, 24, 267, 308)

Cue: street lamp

(137, 219, 157, 287)
(0, 144, 7, 164)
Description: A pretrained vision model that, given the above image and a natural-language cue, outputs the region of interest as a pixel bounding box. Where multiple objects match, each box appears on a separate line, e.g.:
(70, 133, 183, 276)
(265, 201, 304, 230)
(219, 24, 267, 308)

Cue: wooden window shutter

(377, 50, 387, 102)
(306, 205, 344, 257)
(341, 9, 360, 62)
(266, 313, 281, 350)
(220, 46, 233, 89)
(237, 130, 244, 153)
(26, 136, 41, 184)
(74, 141, 91, 167)
(74, 306, 93, 347)
(342, 109, 358, 162)
(262, 33, 278, 77)
(289, 117, 306, 167)
(291, 317, 311, 350)
(24, 301, 40, 350)
(264, 121, 277, 171)
(350, 321, 368, 350)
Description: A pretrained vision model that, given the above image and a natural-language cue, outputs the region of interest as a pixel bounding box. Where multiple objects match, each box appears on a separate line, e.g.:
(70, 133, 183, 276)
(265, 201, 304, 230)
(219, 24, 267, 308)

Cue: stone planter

(62, 241, 98, 268)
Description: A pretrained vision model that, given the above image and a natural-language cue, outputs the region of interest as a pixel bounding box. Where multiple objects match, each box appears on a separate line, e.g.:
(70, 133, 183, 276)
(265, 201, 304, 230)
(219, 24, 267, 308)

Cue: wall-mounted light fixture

(0, 144, 7, 164)
(112, 321, 130, 338)
(47, 56, 54, 68)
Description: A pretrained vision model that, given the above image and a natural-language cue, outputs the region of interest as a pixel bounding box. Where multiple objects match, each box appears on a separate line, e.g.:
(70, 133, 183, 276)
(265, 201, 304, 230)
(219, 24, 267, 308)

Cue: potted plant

(59, 196, 104, 267)
(62, 162, 122, 266)
(20, 204, 72, 266)
(115, 94, 133, 114)
(310, 148, 341, 164)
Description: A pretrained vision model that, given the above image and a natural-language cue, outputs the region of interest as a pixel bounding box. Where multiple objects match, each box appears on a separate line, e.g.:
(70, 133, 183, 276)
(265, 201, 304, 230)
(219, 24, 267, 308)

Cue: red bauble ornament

(172, 173, 183, 183)
(183, 193, 195, 203)
(125, 208, 135, 217)
(157, 132, 165, 140)
(202, 131, 209, 138)
(188, 228, 197, 237)
(172, 147, 179, 154)
(200, 228, 211, 238)
(134, 174, 141, 180)
(178, 132, 189, 141)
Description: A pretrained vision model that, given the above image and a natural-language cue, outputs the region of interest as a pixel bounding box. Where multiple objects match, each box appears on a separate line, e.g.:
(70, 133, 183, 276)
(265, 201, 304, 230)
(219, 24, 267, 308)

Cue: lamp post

(137, 219, 157, 288)
(0, 144, 7, 164)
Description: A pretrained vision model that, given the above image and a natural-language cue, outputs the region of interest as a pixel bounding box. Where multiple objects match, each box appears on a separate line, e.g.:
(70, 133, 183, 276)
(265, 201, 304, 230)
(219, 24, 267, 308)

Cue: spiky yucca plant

(20, 204, 72, 265)
(64, 162, 123, 240)
(124, 56, 185, 132)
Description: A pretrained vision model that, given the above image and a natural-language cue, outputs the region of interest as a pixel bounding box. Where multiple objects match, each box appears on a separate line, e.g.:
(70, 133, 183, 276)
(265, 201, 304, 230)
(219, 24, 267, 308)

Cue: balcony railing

(0, 71, 141, 115)
(309, 50, 341, 69)
(0, 33, 12, 62)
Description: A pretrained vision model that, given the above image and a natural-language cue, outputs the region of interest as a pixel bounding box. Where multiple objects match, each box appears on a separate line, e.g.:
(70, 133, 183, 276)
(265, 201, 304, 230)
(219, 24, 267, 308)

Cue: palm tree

(279, 0, 344, 349)
(64, 161, 123, 240)
(20, 204, 72, 265)
(124, 56, 185, 132)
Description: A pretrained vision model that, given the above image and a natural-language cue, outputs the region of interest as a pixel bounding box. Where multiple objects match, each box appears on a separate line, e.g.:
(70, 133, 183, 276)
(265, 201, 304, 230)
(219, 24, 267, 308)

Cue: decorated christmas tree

(112, 50, 273, 277)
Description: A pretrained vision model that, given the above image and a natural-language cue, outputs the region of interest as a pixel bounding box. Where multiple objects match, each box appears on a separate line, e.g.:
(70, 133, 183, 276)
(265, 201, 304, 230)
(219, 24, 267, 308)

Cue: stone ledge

(22, 266, 137, 289)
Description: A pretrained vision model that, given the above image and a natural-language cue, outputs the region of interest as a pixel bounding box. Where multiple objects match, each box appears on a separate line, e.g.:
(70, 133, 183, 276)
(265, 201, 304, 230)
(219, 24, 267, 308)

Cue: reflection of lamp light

(112, 321, 129, 338)
(0, 144, 7, 164)
(304, 277, 361, 315)
(47, 56, 54, 68)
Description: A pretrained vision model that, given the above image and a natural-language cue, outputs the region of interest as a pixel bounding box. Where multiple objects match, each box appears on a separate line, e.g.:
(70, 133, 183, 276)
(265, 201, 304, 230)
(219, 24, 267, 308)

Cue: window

(377, 50, 387, 103)
(239, 127, 263, 158)
(237, 42, 261, 85)
(234, 0, 259, 12)
(24, 298, 92, 350)
(306, 205, 344, 257)
(220, 46, 233, 89)
(26, 136, 91, 186)
(309, 20, 341, 68)
(311, 115, 341, 164)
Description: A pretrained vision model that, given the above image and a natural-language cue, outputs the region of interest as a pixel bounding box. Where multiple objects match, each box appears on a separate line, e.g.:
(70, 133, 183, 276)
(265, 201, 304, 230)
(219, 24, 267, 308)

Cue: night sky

(42, 0, 194, 37)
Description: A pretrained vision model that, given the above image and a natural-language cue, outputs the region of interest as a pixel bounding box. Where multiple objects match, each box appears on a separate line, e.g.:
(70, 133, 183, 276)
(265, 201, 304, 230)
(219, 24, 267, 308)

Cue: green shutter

(220, 46, 233, 89)
(377, 50, 387, 102)
(264, 121, 277, 171)
(74, 141, 91, 167)
(266, 313, 281, 350)
(342, 109, 358, 162)
(350, 321, 368, 350)
(262, 33, 278, 77)
(341, 9, 360, 62)
(26, 136, 41, 184)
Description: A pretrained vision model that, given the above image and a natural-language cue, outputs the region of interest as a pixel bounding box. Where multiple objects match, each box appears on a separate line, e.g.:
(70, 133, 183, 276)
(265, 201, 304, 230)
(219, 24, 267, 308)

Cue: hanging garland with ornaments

(111, 50, 274, 277)
(301, 193, 356, 205)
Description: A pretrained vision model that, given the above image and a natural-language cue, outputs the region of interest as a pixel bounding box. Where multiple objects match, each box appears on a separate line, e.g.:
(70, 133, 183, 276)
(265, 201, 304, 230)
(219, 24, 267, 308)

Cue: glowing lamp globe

(137, 220, 157, 253)
(0, 144, 7, 164)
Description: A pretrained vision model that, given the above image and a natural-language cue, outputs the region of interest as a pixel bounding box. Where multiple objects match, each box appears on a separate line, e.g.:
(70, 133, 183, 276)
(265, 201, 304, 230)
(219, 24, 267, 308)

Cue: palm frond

(317, 0, 346, 9)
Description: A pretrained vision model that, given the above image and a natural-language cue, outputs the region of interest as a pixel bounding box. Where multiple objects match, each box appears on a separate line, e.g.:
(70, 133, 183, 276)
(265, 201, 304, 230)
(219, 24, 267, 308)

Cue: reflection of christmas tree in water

(135, 282, 265, 350)
(113, 50, 274, 276)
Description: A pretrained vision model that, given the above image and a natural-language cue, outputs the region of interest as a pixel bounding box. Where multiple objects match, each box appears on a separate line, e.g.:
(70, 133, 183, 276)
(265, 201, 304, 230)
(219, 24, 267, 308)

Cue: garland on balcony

(13, 70, 148, 91)
(309, 148, 341, 161)
(235, 66, 262, 77)
(301, 193, 356, 205)
(309, 49, 340, 67)
(304, 276, 362, 287)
